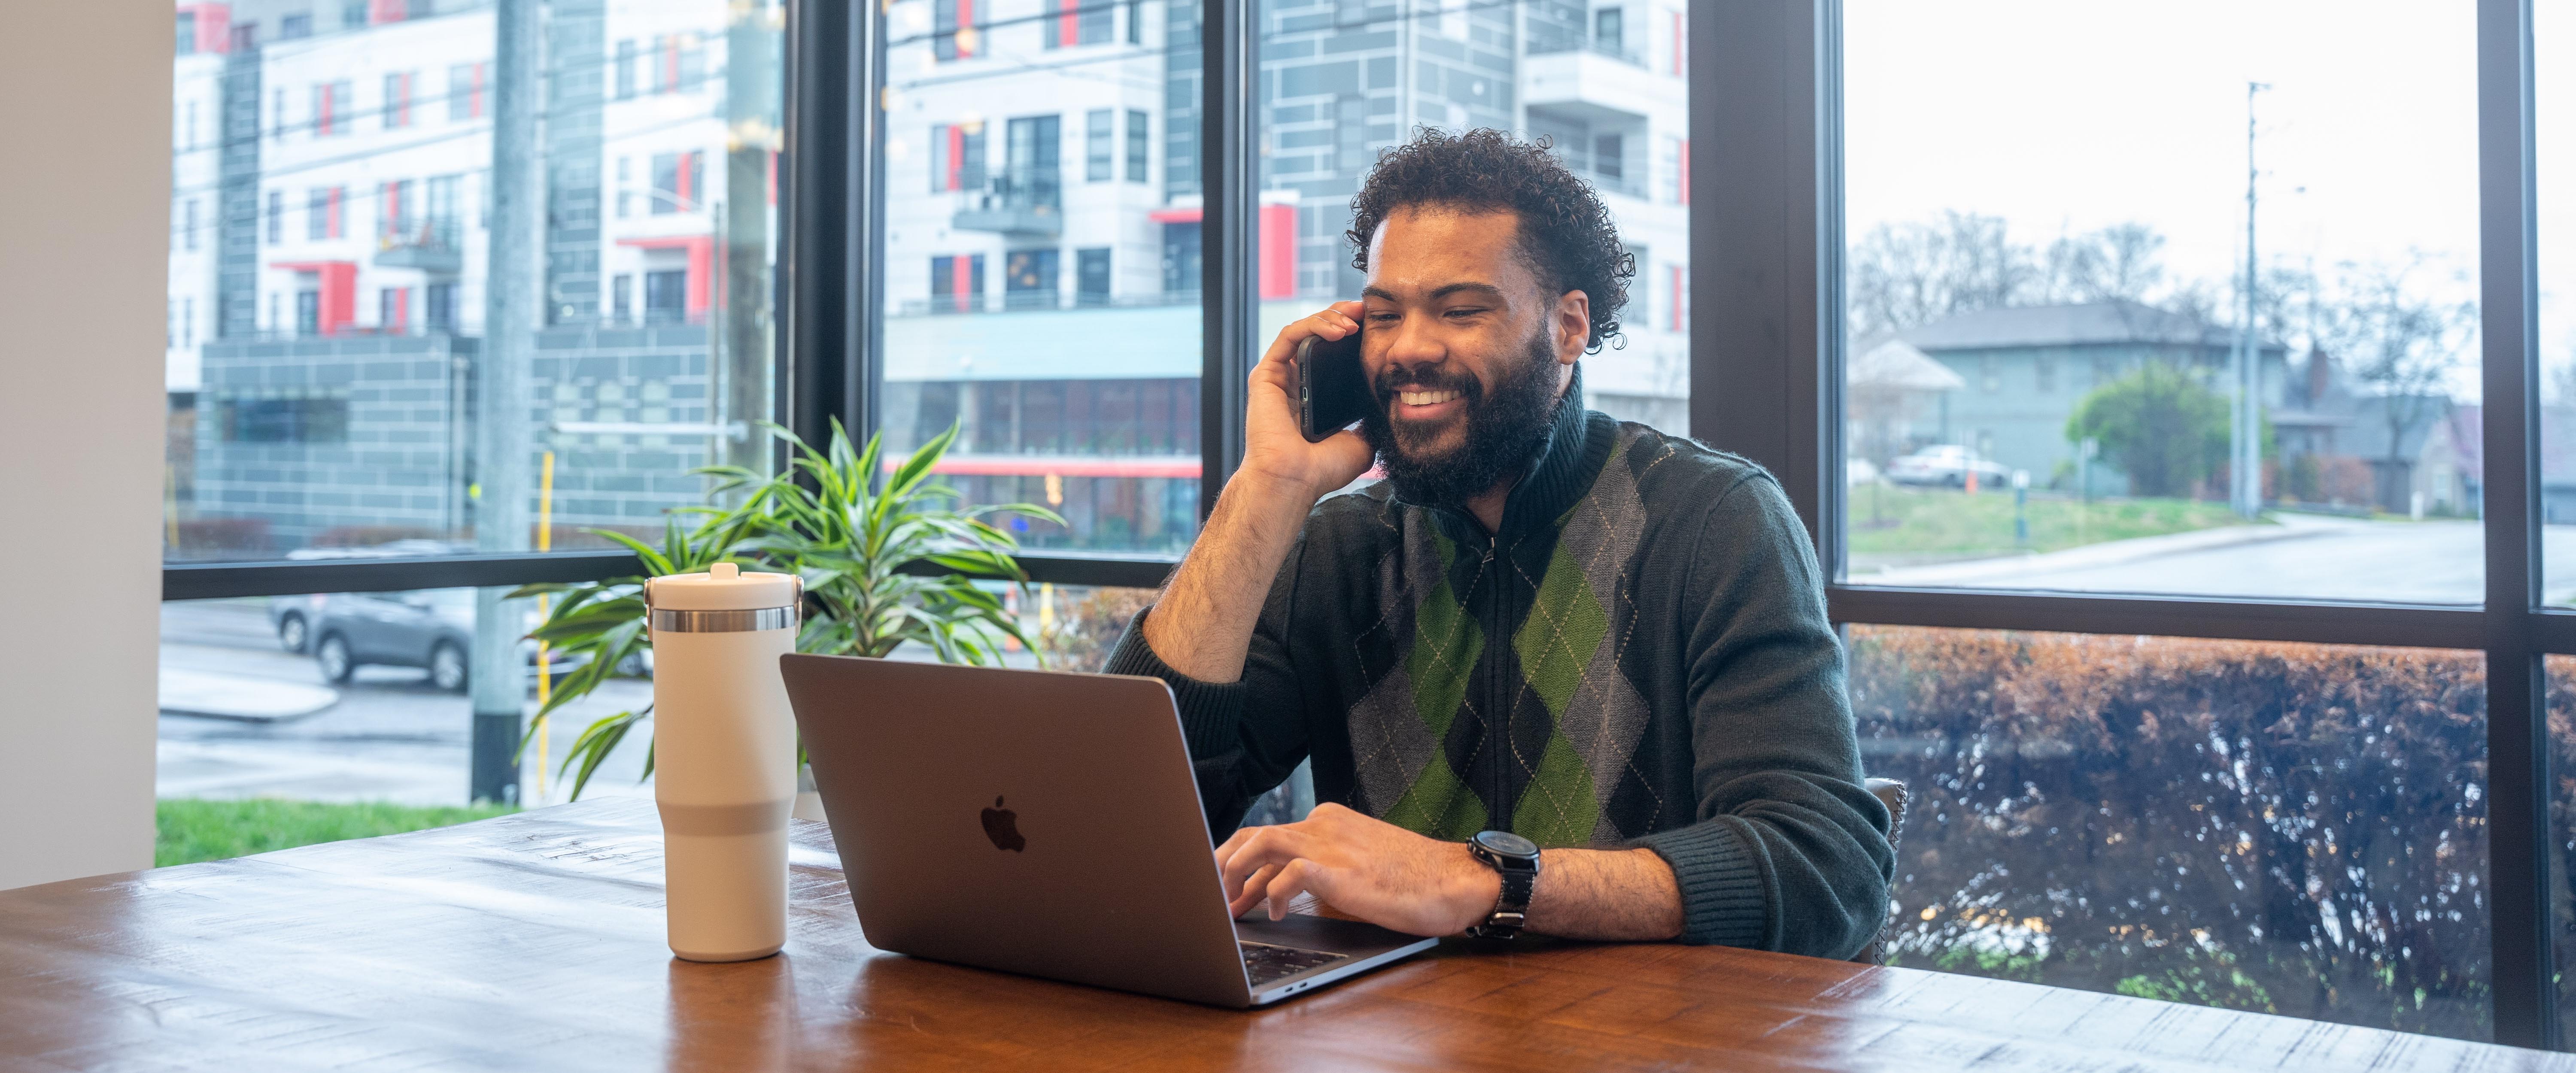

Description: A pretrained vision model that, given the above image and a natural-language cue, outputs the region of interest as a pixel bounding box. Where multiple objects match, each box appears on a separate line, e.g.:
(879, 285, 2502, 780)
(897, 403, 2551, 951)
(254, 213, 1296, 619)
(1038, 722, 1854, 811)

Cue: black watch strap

(1465, 831, 1541, 940)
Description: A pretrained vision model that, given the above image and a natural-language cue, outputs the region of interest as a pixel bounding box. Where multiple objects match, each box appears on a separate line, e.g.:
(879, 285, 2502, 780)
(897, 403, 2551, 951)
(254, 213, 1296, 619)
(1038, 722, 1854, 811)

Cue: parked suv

(267, 591, 643, 692)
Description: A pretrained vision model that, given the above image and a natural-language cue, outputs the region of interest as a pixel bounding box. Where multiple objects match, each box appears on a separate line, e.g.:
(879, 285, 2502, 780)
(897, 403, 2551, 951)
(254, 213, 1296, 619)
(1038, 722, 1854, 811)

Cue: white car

(1886, 445, 2014, 488)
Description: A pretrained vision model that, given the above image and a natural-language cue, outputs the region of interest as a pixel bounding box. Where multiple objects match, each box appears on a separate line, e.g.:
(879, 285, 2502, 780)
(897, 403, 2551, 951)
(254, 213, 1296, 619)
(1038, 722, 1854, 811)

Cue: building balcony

(1522, 44, 1669, 126)
(951, 176, 1063, 237)
(375, 217, 463, 274)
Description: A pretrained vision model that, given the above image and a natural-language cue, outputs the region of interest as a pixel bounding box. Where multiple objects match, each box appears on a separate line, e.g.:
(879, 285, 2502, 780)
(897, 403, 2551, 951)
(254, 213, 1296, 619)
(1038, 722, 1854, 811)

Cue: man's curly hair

(1346, 127, 1634, 353)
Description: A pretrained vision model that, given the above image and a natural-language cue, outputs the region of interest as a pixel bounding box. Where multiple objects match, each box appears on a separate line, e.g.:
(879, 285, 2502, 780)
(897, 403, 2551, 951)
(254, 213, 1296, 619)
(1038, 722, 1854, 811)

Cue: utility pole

(470, 0, 544, 805)
(2228, 82, 2270, 519)
(720, 0, 782, 476)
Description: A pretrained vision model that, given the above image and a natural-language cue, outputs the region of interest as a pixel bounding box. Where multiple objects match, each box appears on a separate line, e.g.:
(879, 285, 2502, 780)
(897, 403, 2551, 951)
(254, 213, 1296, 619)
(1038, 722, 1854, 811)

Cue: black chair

(1852, 777, 1910, 965)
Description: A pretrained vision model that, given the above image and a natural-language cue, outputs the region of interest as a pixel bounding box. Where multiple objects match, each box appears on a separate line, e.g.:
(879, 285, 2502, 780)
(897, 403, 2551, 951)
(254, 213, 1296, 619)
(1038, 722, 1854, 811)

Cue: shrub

(2065, 363, 2230, 497)
(1848, 626, 2491, 1040)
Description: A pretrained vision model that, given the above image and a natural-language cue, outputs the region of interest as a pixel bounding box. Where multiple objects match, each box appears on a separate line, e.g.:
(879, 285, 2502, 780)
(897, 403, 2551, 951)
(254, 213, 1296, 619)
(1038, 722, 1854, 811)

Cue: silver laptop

(781, 653, 1439, 1007)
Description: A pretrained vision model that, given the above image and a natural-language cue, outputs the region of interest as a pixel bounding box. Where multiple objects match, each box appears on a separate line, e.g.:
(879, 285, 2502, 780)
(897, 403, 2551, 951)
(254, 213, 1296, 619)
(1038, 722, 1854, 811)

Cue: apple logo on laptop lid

(981, 796, 1026, 852)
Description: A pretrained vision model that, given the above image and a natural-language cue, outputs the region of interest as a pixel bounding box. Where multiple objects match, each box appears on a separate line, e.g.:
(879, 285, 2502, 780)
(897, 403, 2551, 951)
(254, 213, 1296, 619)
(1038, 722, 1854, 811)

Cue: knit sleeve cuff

(1101, 603, 1249, 759)
(1631, 818, 1771, 948)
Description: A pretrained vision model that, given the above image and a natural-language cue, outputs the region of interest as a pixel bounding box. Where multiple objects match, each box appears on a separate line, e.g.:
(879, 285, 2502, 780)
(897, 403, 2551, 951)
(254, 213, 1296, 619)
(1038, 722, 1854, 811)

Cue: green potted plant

(513, 420, 1058, 803)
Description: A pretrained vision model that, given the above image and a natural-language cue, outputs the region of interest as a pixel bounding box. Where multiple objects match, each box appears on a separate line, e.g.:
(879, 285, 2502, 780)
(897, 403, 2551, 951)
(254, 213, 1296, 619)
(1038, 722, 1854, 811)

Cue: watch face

(1473, 830, 1540, 858)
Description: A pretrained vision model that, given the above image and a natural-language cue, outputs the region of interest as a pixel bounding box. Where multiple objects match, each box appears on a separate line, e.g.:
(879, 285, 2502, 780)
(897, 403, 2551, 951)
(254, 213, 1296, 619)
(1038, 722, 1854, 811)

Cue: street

(159, 598, 656, 808)
(1863, 513, 2576, 606)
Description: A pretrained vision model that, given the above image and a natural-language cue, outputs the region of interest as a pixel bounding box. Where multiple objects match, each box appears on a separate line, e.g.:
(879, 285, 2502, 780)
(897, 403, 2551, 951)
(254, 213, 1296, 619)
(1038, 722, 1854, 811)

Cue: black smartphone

(1297, 327, 1371, 443)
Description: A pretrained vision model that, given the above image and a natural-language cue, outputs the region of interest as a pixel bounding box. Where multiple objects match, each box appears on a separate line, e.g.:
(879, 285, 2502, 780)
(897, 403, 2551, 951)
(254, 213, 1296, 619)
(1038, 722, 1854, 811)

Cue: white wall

(0, 1, 170, 889)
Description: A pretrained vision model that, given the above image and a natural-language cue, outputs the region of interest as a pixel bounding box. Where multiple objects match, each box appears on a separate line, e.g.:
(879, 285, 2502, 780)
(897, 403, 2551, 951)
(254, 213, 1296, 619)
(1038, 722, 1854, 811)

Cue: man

(1104, 128, 1890, 956)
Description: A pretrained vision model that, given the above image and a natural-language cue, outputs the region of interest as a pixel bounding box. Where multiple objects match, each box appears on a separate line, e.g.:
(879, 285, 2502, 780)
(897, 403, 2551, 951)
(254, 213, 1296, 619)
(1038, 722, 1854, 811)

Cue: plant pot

(792, 763, 828, 823)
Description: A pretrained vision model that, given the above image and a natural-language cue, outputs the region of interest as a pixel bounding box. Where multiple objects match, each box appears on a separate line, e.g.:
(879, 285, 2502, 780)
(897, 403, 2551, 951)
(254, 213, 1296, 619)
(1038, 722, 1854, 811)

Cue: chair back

(1852, 777, 1909, 965)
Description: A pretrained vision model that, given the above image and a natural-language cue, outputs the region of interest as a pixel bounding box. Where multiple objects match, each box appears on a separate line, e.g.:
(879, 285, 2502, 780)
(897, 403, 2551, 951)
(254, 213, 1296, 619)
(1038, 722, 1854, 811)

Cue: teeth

(1398, 390, 1461, 406)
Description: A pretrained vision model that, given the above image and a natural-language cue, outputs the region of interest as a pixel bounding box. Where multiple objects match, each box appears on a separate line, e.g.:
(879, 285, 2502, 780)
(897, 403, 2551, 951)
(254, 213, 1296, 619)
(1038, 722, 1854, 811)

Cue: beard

(1358, 326, 1566, 508)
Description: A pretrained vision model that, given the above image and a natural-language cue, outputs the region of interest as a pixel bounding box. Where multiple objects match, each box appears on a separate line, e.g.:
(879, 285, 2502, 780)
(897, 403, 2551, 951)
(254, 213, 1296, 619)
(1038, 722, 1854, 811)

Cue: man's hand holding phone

(1240, 301, 1373, 505)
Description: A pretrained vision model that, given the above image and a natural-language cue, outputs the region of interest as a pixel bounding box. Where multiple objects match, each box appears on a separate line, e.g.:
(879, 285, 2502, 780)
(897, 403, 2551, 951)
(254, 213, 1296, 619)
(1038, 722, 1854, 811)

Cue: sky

(1842, 0, 2573, 401)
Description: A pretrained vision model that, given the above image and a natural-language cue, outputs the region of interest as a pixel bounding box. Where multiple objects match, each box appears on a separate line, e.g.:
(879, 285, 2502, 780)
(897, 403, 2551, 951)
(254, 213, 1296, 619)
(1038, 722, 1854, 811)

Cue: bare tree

(2315, 256, 2475, 507)
(1847, 211, 2038, 336)
(2040, 222, 2167, 304)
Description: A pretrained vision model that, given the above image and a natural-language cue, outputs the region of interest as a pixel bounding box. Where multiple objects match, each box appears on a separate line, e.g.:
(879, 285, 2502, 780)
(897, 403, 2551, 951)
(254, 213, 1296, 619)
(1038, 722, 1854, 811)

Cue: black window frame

(156, 1, 2567, 1051)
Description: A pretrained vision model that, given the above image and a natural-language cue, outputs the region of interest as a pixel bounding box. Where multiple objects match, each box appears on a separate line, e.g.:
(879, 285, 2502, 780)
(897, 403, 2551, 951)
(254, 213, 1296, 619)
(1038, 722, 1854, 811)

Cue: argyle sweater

(1104, 390, 1893, 958)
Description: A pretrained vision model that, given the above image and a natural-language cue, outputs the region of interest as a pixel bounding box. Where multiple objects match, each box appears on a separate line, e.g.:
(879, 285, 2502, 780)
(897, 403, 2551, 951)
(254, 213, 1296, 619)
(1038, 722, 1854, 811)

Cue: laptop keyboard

(1240, 941, 1349, 986)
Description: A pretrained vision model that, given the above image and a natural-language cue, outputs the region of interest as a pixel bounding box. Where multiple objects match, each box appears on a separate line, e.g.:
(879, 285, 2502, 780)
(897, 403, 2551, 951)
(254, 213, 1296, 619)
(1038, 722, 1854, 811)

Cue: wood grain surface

(0, 797, 2563, 1072)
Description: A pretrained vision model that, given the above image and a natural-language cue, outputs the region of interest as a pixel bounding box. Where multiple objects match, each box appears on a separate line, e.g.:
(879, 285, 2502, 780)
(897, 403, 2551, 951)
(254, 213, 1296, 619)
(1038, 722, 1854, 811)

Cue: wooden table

(1, 798, 2564, 1073)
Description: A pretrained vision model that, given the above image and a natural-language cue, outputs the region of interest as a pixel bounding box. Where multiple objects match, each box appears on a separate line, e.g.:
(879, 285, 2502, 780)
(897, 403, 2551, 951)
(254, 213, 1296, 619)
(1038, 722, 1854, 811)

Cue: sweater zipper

(1482, 541, 1504, 835)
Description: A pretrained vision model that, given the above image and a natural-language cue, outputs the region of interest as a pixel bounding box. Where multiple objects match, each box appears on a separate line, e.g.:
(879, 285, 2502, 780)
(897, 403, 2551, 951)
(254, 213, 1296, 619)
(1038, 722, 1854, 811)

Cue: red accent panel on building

(662, 37, 680, 91)
(470, 63, 486, 118)
(317, 84, 337, 136)
(272, 261, 359, 335)
(1057, 0, 1077, 45)
(179, 4, 233, 55)
(1678, 138, 1689, 206)
(380, 182, 401, 238)
(1147, 207, 1203, 224)
(957, 0, 978, 57)
(945, 126, 965, 191)
(395, 72, 412, 126)
(618, 236, 716, 322)
(675, 152, 697, 210)
(766, 150, 778, 206)
(1258, 203, 1297, 300)
(327, 187, 344, 238)
(1669, 265, 1683, 332)
(371, 0, 407, 26)
(1671, 12, 1683, 76)
(951, 256, 974, 312)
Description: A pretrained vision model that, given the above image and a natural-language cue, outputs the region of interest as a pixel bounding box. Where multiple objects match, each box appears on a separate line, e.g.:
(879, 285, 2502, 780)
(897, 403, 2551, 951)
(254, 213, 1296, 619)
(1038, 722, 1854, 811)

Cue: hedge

(1848, 625, 2503, 1041)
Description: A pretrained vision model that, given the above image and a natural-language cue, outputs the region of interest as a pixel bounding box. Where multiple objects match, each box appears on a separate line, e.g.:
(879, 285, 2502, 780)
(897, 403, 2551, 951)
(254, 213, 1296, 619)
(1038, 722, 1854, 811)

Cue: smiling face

(1355, 205, 1586, 506)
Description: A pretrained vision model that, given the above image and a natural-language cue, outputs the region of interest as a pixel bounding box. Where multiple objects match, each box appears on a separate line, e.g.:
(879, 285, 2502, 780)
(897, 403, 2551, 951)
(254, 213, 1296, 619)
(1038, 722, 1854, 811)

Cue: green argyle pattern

(1346, 425, 1660, 848)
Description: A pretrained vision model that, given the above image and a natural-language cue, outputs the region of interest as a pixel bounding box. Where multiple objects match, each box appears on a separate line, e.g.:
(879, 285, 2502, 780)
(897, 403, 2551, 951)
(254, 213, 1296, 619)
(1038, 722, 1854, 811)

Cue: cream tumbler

(646, 563, 801, 962)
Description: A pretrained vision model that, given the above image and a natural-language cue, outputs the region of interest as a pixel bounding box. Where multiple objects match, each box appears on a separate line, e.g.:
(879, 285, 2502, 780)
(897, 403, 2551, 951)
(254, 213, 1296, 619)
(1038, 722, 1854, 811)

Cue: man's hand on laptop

(1216, 803, 1499, 937)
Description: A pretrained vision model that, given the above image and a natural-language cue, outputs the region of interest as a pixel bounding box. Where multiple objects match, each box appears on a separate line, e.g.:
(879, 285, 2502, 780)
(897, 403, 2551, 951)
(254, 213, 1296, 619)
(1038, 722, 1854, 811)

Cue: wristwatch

(1464, 830, 1543, 939)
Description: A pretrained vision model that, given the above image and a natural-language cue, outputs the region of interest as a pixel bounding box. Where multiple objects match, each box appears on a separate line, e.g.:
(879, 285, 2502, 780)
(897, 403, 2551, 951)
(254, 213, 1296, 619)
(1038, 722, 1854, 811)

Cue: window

(307, 187, 343, 240)
(1125, 108, 1148, 182)
(1076, 247, 1111, 306)
(1085, 109, 1113, 182)
(616, 156, 632, 216)
(379, 286, 409, 332)
(1042, 0, 1110, 48)
(383, 72, 413, 129)
(934, 0, 979, 61)
(313, 81, 351, 137)
(281, 13, 311, 40)
(176, 12, 196, 55)
(615, 39, 637, 100)
(182, 199, 199, 252)
(448, 63, 484, 121)
(1003, 249, 1060, 310)
(1594, 6, 1622, 53)
(157, 0, 790, 652)
(342, 0, 367, 28)
(650, 152, 702, 214)
(1840, 2, 2480, 603)
(1258, 0, 1691, 431)
(884, 7, 1200, 553)
(425, 282, 455, 330)
(379, 179, 415, 244)
(1855, 627, 2489, 1040)
(930, 122, 987, 193)
(931, 253, 986, 314)
(215, 392, 351, 444)
(611, 274, 632, 321)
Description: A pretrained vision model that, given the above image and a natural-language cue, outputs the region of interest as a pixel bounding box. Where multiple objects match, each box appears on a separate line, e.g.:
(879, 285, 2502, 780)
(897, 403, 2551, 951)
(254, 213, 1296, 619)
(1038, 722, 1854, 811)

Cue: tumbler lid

(646, 562, 800, 611)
